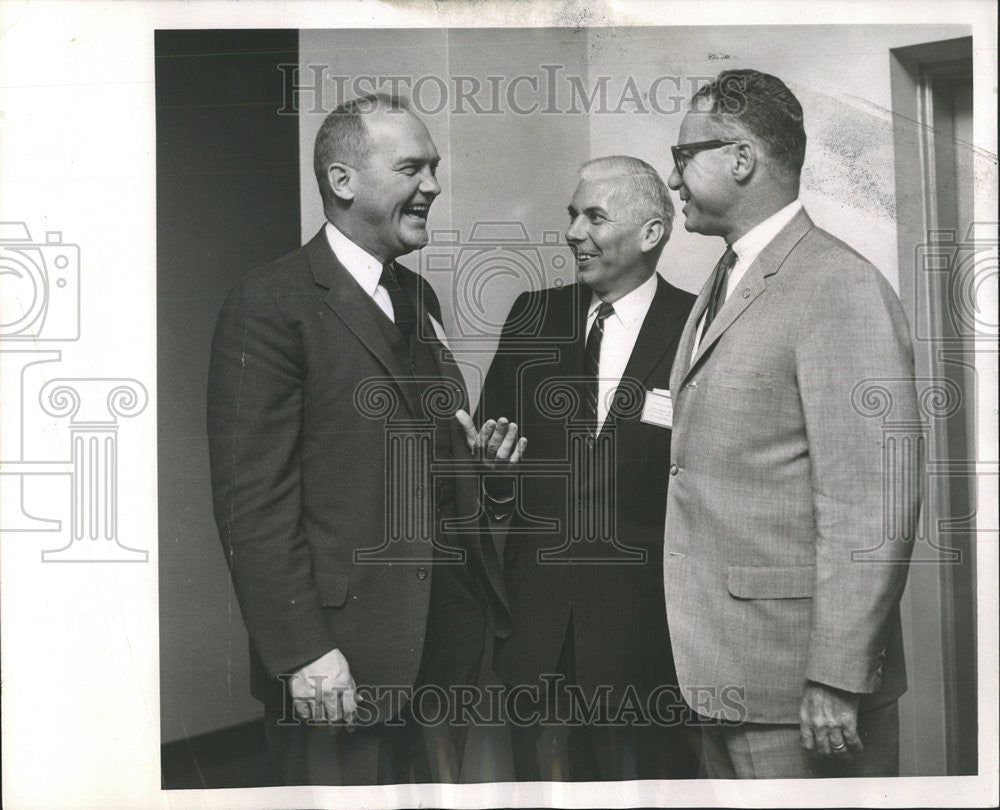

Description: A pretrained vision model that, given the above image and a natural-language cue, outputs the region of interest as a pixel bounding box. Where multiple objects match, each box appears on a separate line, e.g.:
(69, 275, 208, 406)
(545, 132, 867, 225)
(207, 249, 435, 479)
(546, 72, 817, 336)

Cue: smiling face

(667, 112, 740, 239)
(565, 178, 654, 302)
(345, 109, 441, 261)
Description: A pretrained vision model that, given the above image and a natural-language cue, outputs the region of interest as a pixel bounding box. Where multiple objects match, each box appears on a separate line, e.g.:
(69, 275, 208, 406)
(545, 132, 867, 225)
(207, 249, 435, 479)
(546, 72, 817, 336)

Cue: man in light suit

(663, 70, 922, 778)
(478, 157, 700, 781)
(207, 94, 519, 785)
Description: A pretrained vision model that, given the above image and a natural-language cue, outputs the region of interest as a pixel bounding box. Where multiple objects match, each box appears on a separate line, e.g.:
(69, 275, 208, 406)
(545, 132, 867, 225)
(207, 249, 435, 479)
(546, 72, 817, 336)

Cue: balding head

(314, 94, 441, 261)
(313, 93, 413, 210)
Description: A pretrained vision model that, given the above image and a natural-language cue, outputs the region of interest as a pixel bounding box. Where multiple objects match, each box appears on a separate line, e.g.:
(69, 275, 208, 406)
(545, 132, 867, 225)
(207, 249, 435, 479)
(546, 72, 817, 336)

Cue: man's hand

(456, 409, 527, 466)
(288, 648, 358, 732)
(799, 681, 862, 758)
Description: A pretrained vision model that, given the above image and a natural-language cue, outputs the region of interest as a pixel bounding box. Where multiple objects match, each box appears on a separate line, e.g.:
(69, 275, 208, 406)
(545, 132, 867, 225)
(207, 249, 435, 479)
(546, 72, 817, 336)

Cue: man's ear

(732, 141, 757, 182)
(326, 163, 355, 202)
(639, 217, 665, 254)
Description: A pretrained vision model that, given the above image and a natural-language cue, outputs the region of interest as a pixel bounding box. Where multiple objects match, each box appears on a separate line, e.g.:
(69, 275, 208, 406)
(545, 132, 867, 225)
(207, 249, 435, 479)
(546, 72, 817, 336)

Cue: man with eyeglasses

(661, 69, 921, 778)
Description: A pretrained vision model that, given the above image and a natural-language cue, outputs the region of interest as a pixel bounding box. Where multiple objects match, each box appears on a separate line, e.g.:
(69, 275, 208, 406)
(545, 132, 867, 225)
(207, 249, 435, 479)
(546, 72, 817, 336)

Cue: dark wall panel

(156, 29, 299, 744)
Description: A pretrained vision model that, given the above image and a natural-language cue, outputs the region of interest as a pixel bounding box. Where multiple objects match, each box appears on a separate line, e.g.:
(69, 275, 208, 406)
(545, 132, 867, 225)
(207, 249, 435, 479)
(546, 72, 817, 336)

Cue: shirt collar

(324, 221, 385, 296)
(588, 271, 658, 329)
(731, 199, 803, 268)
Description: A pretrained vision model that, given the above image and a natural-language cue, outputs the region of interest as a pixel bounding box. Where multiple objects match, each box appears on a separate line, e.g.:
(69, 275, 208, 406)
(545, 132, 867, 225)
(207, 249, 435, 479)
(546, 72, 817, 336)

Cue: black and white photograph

(1, 2, 997, 808)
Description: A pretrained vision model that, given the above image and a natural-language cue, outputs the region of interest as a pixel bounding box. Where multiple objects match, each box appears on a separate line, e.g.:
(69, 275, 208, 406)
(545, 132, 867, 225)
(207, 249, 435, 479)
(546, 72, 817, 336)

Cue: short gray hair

(313, 93, 412, 207)
(579, 156, 674, 240)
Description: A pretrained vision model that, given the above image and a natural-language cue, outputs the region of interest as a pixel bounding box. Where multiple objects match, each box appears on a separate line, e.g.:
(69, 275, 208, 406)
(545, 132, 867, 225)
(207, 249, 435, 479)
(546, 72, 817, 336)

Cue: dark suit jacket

(207, 228, 509, 712)
(478, 276, 694, 705)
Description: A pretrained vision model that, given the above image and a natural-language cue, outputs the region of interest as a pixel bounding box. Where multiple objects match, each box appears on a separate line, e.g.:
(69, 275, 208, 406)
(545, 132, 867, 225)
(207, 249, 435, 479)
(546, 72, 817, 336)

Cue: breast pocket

(727, 565, 814, 599)
(709, 371, 774, 391)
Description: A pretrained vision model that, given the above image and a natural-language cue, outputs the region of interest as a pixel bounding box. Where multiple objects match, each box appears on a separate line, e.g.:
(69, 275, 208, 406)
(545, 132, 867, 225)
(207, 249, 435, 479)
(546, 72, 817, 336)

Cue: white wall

(586, 24, 968, 296)
(300, 28, 592, 402)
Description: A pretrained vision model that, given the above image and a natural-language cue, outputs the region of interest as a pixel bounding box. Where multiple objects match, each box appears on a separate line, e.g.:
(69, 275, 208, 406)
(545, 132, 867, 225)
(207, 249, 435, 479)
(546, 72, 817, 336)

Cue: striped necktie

(583, 301, 615, 432)
(701, 246, 737, 335)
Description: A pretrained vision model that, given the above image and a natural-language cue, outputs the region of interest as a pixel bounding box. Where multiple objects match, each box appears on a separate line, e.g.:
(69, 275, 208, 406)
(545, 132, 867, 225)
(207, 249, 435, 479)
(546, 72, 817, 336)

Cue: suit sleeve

(207, 271, 335, 680)
(796, 264, 922, 694)
(477, 292, 533, 508)
(477, 291, 532, 425)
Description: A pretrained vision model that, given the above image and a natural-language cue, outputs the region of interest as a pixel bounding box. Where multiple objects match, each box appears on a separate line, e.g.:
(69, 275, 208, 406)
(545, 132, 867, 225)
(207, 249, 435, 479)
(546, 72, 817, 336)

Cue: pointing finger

(455, 409, 478, 446)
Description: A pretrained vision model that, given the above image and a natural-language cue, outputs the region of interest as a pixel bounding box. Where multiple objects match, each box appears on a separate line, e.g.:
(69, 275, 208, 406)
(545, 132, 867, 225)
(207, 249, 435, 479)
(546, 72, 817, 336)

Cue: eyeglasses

(670, 139, 739, 174)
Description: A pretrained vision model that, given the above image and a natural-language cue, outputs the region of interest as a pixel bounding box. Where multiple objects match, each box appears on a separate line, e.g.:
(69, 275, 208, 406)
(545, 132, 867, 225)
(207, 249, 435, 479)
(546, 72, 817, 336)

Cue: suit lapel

(396, 266, 471, 412)
(571, 284, 593, 377)
(397, 269, 510, 611)
(689, 264, 767, 371)
(619, 277, 690, 387)
(670, 269, 715, 393)
(683, 210, 815, 381)
(423, 318, 474, 463)
(305, 230, 420, 417)
(602, 276, 690, 430)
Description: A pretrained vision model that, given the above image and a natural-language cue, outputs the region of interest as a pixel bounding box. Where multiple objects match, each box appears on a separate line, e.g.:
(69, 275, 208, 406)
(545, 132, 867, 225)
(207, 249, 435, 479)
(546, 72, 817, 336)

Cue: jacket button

(415, 486, 424, 499)
(669, 464, 679, 476)
(416, 567, 428, 580)
(743, 288, 751, 299)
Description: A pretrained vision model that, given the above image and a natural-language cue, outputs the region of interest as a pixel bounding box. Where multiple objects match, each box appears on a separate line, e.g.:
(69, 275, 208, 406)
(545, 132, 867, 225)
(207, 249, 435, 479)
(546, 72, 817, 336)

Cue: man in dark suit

(207, 93, 517, 785)
(663, 69, 921, 778)
(477, 156, 699, 781)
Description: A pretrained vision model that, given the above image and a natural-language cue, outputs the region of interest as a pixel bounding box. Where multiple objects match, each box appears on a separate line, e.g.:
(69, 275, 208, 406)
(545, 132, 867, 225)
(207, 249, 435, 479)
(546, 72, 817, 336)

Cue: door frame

(889, 35, 979, 776)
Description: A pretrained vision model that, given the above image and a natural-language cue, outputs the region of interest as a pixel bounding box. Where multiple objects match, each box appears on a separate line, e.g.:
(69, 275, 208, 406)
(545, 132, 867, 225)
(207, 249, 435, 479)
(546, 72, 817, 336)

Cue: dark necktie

(583, 301, 615, 432)
(701, 246, 737, 336)
(379, 262, 416, 339)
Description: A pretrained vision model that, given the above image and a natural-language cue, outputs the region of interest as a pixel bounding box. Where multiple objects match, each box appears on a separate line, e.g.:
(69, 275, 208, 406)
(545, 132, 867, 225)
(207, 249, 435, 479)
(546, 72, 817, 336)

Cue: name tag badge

(641, 388, 673, 429)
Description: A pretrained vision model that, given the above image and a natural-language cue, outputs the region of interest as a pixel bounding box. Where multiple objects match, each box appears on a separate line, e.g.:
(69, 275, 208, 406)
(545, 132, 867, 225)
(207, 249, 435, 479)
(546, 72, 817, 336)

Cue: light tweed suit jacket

(663, 209, 922, 724)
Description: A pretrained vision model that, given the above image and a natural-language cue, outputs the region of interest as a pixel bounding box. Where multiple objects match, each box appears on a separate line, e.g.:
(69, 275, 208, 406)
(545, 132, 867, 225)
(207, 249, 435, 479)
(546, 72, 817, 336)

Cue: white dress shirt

(325, 222, 394, 319)
(693, 199, 803, 355)
(587, 272, 658, 432)
(324, 221, 450, 346)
